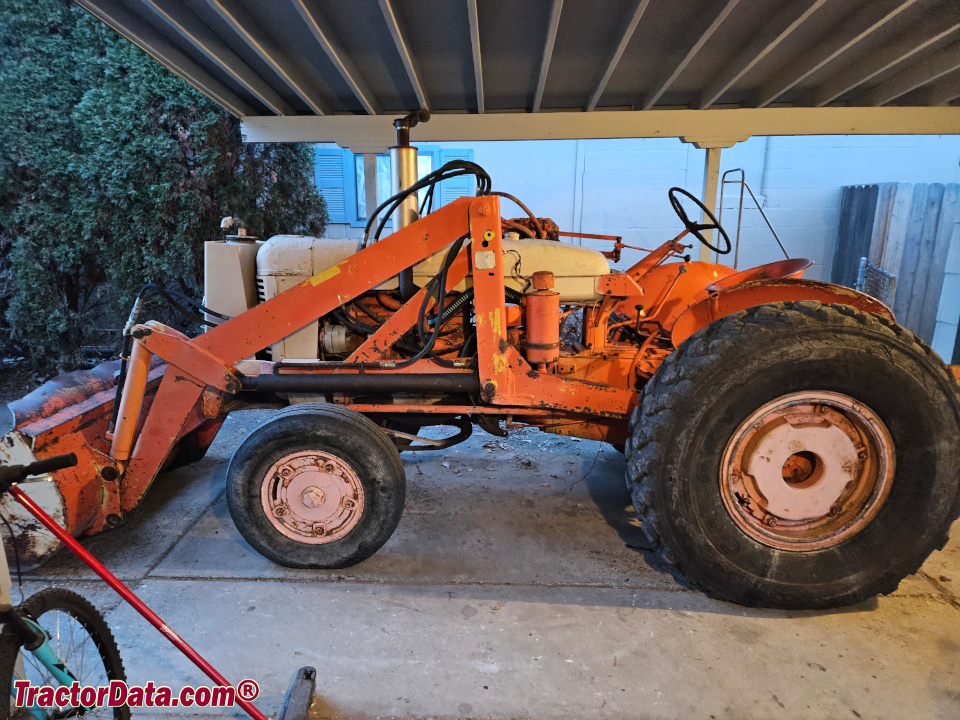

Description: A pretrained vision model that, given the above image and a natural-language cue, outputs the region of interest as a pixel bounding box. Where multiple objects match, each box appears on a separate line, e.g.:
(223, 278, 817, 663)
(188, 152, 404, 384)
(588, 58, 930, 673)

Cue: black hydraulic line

(241, 373, 480, 394)
(491, 191, 545, 238)
(362, 161, 491, 247)
(433, 286, 524, 326)
(399, 267, 416, 301)
(110, 282, 212, 434)
(139, 283, 216, 327)
(397, 416, 473, 452)
(176, 278, 231, 320)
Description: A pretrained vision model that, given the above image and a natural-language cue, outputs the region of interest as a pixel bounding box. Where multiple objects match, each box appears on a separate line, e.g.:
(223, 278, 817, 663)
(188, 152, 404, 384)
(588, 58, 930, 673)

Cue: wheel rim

(719, 391, 895, 551)
(19, 610, 115, 718)
(261, 450, 365, 544)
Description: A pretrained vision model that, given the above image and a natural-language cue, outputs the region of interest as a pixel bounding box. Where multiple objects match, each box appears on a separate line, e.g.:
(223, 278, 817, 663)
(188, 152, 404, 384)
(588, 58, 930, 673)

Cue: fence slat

(903, 184, 945, 336)
(892, 184, 931, 323)
(919, 185, 960, 343)
(831, 185, 878, 288)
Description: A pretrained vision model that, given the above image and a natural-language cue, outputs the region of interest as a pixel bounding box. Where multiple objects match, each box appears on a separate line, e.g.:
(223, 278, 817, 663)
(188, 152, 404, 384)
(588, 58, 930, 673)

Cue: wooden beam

(76, 0, 254, 117)
(699, 0, 829, 109)
(755, 0, 919, 108)
(867, 39, 960, 106)
(136, 0, 294, 115)
(290, 0, 381, 115)
(204, 0, 330, 115)
(532, 0, 564, 113)
(466, 0, 484, 113)
(642, 0, 741, 110)
(240, 106, 960, 145)
(584, 0, 651, 112)
(814, 9, 960, 106)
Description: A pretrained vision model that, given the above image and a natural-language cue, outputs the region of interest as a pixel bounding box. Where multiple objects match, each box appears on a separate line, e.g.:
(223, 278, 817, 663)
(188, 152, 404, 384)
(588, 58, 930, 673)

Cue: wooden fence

(831, 183, 960, 352)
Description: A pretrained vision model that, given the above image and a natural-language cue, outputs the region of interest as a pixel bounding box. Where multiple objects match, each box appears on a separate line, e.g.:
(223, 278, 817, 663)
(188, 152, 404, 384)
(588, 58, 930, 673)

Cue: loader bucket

(0, 360, 127, 569)
(1, 356, 227, 570)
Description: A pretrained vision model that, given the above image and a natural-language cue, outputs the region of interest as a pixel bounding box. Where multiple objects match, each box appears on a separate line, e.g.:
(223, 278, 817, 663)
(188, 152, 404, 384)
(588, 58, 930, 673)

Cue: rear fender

(670, 278, 895, 347)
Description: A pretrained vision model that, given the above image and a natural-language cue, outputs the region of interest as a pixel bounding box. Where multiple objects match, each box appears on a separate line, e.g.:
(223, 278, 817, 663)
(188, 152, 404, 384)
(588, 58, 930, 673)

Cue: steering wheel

(668, 187, 732, 255)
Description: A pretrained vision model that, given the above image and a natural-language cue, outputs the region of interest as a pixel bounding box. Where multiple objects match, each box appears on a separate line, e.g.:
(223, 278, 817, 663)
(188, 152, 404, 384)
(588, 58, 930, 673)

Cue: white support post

(700, 146, 722, 262)
(682, 136, 741, 261)
(363, 153, 378, 227)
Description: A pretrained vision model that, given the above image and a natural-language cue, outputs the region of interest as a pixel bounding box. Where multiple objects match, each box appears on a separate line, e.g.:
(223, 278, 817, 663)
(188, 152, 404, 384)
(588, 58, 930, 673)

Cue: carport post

(682, 136, 747, 262)
(700, 147, 722, 262)
(363, 153, 378, 226)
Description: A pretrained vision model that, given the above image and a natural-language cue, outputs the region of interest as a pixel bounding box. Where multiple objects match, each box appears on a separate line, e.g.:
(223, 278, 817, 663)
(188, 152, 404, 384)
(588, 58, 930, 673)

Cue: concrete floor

(16, 410, 960, 719)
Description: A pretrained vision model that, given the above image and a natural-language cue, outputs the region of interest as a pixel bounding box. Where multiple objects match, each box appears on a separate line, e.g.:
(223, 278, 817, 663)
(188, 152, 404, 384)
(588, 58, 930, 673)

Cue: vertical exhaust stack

(390, 110, 430, 299)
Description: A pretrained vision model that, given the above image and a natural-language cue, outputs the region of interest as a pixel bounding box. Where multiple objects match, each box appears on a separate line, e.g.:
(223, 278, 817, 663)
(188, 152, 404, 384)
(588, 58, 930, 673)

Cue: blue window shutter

(438, 148, 475, 206)
(315, 148, 348, 224)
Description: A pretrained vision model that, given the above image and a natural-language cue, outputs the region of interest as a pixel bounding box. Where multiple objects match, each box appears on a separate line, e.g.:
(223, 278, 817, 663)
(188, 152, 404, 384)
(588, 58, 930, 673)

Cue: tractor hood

(257, 234, 611, 303)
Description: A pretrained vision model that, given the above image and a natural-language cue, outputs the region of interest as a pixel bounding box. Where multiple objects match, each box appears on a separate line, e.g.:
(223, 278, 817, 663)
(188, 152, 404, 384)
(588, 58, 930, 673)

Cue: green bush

(0, 0, 327, 371)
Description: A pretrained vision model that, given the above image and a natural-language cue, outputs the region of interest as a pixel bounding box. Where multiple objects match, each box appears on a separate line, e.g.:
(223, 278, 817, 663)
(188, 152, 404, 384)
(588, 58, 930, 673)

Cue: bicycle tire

(0, 589, 130, 719)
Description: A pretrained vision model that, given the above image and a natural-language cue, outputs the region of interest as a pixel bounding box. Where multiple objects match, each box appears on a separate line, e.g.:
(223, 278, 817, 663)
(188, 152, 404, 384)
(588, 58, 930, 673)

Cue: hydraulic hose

(433, 286, 524, 326)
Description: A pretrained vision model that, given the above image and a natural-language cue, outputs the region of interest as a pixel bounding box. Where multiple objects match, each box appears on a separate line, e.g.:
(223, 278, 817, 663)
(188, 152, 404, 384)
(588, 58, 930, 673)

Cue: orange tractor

(3, 113, 959, 609)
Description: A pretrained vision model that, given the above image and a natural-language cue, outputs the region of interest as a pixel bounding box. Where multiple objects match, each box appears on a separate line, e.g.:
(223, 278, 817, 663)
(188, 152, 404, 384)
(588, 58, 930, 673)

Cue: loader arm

(119, 196, 638, 512)
(119, 197, 478, 509)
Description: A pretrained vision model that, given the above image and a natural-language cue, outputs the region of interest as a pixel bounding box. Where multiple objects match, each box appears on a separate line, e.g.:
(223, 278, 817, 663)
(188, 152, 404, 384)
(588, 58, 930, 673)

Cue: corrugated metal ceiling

(75, 0, 960, 119)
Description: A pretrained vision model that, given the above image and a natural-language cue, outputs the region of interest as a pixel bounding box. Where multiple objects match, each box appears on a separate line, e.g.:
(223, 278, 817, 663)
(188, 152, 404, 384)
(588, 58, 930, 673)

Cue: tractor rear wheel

(626, 301, 960, 609)
(226, 403, 406, 568)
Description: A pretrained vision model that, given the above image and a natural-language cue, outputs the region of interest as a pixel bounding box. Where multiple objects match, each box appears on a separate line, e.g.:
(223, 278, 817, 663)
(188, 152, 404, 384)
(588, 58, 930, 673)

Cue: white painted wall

(727, 135, 960, 281)
(439, 140, 580, 231)
(319, 135, 960, 284)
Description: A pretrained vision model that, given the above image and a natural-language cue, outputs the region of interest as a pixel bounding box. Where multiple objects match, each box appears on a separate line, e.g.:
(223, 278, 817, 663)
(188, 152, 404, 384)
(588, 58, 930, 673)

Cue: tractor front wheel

(226, 404, 406, 568)
(626, 301, 960, 609)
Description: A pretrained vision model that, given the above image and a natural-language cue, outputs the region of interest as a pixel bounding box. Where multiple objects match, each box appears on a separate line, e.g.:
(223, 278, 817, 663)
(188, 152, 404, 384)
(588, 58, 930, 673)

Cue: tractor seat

(706, 257, 812, 292)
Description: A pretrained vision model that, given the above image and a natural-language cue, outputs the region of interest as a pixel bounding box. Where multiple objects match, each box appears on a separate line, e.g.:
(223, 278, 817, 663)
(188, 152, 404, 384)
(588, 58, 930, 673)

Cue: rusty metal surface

(719, 391, 895, 551)
(120, 199, 481, 512)
(6, 185, 920, 571)
(469, 199, 640, 419)
(194, 199, 475, 366)
(262, 450, 365, 544)
(8, 360, 120, 428)
(705, 257, 812, 292)
(347, 251, 471, 363)
(671, 278, 896, 346)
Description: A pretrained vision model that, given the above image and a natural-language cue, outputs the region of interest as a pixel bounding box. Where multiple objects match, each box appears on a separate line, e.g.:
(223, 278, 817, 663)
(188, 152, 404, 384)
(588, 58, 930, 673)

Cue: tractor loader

(3, 112, 959, 609)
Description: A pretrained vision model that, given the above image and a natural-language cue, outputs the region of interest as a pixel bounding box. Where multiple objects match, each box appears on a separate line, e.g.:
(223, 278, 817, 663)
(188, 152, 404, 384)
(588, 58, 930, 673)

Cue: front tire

(627, 301, 960, 609)
(226, 404, 406, 568)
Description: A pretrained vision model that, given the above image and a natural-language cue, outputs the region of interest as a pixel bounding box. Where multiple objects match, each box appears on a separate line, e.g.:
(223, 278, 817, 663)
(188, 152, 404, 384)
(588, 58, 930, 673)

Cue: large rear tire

(226, 404, 406, 568)
(626, 301, 960, 609)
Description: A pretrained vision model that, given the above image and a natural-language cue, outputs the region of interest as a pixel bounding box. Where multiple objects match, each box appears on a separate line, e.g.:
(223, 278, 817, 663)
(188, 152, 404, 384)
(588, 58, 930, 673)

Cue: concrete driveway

(16, 410, 960, 719)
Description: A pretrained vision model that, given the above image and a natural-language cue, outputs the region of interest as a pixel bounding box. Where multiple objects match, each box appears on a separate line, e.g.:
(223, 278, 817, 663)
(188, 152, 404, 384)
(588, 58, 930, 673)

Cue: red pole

(10, 486, 269, 720)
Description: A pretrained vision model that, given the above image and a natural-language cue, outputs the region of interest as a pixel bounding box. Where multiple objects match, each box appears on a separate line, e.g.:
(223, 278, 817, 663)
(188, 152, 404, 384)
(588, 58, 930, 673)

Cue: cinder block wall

(319, 135, 960, 283)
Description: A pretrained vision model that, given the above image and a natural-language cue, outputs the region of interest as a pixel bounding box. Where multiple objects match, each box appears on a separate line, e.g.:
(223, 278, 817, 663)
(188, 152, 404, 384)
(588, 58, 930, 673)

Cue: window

(315, 146, 474, 227)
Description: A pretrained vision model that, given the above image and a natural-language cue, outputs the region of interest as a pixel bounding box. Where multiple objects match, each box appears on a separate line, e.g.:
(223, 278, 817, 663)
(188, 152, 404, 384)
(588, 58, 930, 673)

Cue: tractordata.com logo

(13, 680, 260, 709)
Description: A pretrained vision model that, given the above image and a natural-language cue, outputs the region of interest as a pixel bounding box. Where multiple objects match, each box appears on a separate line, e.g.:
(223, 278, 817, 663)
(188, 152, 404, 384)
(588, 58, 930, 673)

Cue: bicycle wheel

(0, 589, 129, 719)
